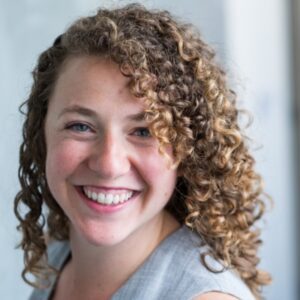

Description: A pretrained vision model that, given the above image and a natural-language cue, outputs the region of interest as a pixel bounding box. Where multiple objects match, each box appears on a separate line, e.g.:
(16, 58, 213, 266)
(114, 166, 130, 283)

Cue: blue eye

(67, 123, 92, 132)
(133, 127, 151, 137)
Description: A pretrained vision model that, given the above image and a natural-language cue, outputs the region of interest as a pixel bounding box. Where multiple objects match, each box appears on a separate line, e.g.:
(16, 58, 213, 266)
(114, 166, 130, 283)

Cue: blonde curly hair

(14, 3, 271, 299)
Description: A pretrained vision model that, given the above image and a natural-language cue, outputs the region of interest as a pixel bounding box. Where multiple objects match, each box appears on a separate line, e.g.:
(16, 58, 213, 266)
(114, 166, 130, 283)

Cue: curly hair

(14, 3, 271, 299)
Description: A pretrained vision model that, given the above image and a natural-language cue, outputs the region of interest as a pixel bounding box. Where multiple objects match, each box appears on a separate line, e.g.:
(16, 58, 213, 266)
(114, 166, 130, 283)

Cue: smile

(83, 186, 135, 205)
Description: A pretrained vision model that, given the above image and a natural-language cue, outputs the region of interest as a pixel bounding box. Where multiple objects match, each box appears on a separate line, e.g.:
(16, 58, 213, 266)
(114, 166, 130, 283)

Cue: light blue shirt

(29, 226, 255, 300)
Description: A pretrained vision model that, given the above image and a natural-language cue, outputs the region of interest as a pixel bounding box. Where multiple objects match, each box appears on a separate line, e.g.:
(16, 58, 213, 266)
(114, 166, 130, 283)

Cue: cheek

(139, 150, 177, 199)
(45, 141, 87, 182)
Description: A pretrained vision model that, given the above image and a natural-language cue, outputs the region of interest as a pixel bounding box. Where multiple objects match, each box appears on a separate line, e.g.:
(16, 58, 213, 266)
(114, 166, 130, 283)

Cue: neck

(63, 211, 179, 299)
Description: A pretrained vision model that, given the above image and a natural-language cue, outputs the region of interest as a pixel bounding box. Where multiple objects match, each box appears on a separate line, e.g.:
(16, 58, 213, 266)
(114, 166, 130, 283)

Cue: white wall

(0, 1, 296, 299)
(225, 1, 297, 299)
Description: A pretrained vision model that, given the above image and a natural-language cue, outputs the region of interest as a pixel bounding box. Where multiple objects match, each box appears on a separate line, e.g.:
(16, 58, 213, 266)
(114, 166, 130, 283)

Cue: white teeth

(83, 188, 134, 205)
(106, 194, 113, 205)
(92, 192, 98, 201)
(98, 193, 105, 202)
(113, 195, 120, 204)
(87, 190, 92, 198)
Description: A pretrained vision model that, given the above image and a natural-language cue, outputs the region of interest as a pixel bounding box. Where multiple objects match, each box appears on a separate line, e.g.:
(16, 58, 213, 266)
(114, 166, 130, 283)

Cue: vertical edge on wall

(290, 0, 300, 297)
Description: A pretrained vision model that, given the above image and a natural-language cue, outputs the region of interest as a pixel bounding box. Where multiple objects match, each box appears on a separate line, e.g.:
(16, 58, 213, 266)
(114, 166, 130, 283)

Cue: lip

(76, 186, 139, 214)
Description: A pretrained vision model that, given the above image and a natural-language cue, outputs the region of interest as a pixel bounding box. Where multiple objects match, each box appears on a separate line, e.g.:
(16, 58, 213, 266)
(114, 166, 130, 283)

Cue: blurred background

(0, 0, 299, 299)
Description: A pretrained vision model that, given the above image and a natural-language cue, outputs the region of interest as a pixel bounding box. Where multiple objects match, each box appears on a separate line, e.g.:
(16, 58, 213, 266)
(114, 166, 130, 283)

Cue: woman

(15, 3, 271, 300)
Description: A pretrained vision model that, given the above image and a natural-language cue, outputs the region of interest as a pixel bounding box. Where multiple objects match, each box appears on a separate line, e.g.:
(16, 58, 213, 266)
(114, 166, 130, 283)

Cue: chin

(85, 233, 127, 247)
(73, 221, 134, 248)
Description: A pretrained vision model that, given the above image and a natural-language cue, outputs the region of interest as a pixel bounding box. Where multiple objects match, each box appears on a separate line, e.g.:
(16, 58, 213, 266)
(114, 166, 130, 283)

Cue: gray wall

(291, 0, 300, 293)
(0, 1, 297, 299)
(224, 1, 297, 299)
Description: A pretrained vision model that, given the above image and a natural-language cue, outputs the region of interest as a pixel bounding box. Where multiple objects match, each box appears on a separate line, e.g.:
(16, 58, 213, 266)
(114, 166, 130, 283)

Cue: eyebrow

(58, 104, 147, 122)
(126, 110, 147, 122)
(59, 105, 96, 118)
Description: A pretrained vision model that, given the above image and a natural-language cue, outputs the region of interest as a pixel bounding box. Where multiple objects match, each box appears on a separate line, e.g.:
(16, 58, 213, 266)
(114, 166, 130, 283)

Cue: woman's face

(45, 56, 178, 246)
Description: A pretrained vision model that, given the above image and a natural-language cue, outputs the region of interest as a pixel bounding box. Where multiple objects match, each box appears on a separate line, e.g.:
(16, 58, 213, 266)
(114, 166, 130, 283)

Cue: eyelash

(65, 122, 93, 133)
(65, 122, 151, 139)
(132, 127, 151, 138)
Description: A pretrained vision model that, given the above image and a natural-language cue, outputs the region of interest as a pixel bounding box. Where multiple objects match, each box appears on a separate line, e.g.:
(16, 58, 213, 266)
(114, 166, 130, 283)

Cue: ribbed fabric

(29, 226, 255, 300)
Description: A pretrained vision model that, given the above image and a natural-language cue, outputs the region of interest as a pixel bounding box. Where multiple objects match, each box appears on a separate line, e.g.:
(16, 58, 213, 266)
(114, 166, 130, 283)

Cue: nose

(87, 132, 131, 179)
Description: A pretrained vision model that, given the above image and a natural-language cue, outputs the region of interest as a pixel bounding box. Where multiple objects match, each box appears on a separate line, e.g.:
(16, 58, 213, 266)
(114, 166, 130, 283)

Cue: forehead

(48, 55, 146, 118)
(56, 55, 130, 94)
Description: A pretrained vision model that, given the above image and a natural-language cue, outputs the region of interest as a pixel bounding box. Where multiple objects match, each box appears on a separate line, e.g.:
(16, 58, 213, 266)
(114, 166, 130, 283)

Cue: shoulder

(47, 239, 70, 269)
(153, 226, 256, 300)
(28, 240, 70, 300)
(193, 292, 239, 300)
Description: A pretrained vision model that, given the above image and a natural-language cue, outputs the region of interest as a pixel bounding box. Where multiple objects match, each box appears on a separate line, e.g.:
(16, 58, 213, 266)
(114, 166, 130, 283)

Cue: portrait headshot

(0, 1, 299, 299)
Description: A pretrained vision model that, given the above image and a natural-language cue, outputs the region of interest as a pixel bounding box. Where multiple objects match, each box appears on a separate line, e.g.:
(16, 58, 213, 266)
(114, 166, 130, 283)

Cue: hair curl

(14, 3, 271, 298)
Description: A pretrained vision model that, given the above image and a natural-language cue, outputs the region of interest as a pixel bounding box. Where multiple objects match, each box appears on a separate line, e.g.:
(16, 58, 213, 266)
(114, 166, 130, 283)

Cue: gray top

(29, 226, 255, 300)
